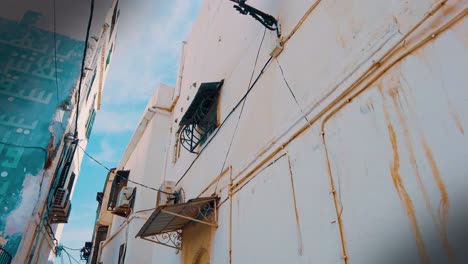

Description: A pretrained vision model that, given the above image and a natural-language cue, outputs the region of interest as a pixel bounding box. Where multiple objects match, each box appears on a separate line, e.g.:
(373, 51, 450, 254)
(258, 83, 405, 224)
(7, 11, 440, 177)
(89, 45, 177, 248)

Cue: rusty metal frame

(141, 230, 183, 250)
(137, 198, 218, 250)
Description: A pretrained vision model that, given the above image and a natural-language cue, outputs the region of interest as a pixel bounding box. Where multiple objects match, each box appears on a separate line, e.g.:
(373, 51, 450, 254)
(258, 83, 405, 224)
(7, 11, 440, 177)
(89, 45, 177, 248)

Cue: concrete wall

(101, 0, 467, 263)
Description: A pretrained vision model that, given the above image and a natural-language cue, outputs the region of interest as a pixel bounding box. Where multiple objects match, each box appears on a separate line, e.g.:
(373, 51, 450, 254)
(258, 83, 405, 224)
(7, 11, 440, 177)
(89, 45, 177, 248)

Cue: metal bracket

(230, 0, 281, 38)
(139, 199, 218, 250)
(142, 230, 183, 250)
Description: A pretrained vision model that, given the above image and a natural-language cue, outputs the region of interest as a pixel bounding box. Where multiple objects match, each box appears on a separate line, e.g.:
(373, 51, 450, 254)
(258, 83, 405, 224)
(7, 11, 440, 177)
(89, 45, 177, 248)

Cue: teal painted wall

(0, 11, 84, 258)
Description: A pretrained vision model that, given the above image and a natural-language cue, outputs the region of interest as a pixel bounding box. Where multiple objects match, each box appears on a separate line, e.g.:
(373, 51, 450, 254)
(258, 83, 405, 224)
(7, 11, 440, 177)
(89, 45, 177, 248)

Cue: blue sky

(58, 0, 203, 262)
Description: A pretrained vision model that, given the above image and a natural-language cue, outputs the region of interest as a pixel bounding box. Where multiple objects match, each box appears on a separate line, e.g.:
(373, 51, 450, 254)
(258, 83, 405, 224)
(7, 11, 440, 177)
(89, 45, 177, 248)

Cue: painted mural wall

(0, 10, 84, 258)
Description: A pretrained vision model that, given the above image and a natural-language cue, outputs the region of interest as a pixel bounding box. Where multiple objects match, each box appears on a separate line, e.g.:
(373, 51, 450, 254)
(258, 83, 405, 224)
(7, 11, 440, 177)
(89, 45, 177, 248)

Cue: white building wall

(101, 0, 467, 263)
(99, 84, 174, 264)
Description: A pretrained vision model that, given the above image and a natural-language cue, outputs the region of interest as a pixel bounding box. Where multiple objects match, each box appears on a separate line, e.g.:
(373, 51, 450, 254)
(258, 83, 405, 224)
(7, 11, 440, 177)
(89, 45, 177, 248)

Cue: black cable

(276, 59, 310, 123)
(66, 251, 72, 264)
(0, 141, 48, 164)
(176, 54, 274, 186)
(75, 0, 95, 137)
(63, 248, 81, 264)
(62, 246, 81, 251)
(77, 144, 171, 195)
(213, 28, 266, 193)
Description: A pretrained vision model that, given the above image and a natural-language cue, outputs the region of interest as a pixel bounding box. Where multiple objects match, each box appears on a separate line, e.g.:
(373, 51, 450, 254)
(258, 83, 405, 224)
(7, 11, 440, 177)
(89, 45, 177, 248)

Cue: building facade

(93, 0, 467, 263)
(0, 0, 119, 263)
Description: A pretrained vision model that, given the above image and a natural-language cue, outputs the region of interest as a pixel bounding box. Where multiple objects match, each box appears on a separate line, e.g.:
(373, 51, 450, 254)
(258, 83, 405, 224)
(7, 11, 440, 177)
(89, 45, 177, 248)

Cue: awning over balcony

(136, 197, 218, 249)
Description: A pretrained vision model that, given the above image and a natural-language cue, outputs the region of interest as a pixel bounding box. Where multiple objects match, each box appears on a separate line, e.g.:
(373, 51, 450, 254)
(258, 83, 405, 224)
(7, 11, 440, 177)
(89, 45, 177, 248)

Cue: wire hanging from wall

(176, 49, 274, 186)
(213, 28, 267, 194)
(276, 59, 310, 123)
(77, 144, 171, 195)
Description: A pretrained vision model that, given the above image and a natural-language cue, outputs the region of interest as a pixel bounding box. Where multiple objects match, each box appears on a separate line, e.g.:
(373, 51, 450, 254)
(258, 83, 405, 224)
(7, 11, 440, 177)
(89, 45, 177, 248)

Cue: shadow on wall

(373, 196, 468, 264)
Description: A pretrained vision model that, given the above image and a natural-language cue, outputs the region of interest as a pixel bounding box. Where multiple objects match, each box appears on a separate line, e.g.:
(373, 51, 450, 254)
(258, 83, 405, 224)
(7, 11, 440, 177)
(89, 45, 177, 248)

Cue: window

(178, 80, 224, 153)
(109, 0, 119, 42)
(118, 243, 126, 264)
(66, 172, 76, 193)
(106, 44, 113, 68)
(56, 139, 77, 189)
(85, 110, 96, 139)
(85, 95, 97, 139)
(85, 68, 97, 102)
(107, 170, 130, 211)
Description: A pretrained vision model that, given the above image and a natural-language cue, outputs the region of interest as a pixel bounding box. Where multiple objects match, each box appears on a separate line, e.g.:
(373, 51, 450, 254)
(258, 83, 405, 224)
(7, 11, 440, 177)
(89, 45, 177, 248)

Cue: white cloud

(102, 0, 202, 105)
(93, 140, 119, 163)
(60, 227, 94, 243)
(93, 110, 141, 133)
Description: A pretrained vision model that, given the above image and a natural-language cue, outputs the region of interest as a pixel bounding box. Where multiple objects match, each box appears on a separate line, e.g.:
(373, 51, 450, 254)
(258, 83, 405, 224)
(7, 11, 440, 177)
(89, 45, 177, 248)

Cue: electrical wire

(77, 144, 171, 195)
(276, 59, 310, 123)
(62, 248, 81, 264)
(66, 250, 73, 264)
(62, 246, 82, 251)
(176, 53, 274, 186)
(75, 0, 95, 137)
(213, 28, 267, 193)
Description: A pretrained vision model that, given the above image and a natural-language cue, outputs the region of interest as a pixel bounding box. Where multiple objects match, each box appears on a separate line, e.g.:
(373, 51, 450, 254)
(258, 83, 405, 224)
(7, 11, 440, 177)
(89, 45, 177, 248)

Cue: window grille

(178, 80, 224, 153)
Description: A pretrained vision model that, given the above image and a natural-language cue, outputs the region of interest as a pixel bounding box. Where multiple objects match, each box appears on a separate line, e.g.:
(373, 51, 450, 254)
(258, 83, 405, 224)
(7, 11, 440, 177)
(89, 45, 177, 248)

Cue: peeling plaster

(5, 172, 42, 235)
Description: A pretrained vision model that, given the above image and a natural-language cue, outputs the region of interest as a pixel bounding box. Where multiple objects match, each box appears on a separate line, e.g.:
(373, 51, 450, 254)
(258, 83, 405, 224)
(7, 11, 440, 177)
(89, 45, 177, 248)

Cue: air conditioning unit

(157, 181, 175, 206)
(115, 187, 134, 209)
(50, 201, 71, 224)
(51, 188, 69, 209)
(111, 187, 135, 217)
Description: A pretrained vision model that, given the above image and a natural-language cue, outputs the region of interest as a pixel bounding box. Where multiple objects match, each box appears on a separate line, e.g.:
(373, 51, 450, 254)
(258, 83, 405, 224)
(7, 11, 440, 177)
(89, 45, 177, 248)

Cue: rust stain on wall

(383, 68, 458, 261)
(44, 136, 55, 169)
(287, 156, 304, 256)
(387, 76, 440, 238)
(380, 84, 428, 263)
(389, 71, 455, 261)
(451, 23, 468, 49)
(387, 116, 428, 264)
(421, 136, 455, 262)
(449, 108, 464, 134)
